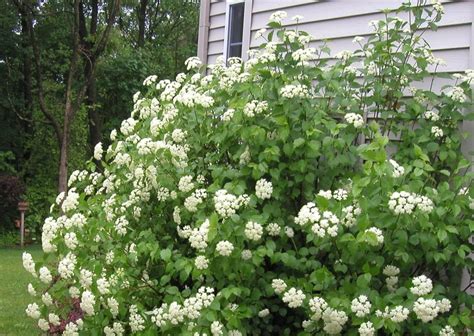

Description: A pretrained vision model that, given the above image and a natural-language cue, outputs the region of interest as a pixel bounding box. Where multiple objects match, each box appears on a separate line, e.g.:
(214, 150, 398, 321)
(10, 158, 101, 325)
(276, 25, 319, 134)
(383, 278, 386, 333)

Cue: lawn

(0, 245, 42, 335)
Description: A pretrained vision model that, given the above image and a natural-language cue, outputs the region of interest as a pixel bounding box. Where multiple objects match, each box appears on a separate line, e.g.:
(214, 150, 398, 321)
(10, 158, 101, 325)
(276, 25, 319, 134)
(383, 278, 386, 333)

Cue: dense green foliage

(23, 2, 473, 335)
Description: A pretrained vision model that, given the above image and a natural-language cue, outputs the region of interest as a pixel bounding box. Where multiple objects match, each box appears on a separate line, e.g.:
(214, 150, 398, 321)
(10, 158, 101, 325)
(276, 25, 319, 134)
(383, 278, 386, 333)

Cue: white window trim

(223, 0, 247, 61)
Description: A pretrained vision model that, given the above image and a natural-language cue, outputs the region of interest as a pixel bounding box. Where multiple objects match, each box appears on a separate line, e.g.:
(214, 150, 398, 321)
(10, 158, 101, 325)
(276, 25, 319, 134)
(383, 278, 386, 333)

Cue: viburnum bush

(23, 1, 473, 335)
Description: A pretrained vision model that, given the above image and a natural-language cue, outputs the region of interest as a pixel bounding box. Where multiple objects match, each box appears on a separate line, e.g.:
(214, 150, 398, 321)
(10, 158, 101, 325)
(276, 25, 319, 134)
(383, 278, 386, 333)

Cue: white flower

(42, 292, 53, 306)
(431, 126, 443, 138)
(222, 108, 235, 121)
(272, 279, 287, 294)
(282, 287, 305, 308)
(446, 86, 466, 103)
(424, 110, 440, 121)
(258, 308, 270, 317)
(178, 175, 194, 192)
(62, 188, 80, 212)
(255, 178, 273, 199)
(129, 305, 145, 332)
(285, 226, 295, 238)
(413, 298, 439, 322)
(80, 290, 96, 316)
(411, 275, 433, 296)
(107, 297, 119, 317)
(267, 222, 281, 236)
(69, 286, 80, 299)
(344, 113, 364, 128)
(171, 129, 187, 143)
(309, 297, 328, 320)
(244, 100, 268, 117)
(39, 266, 52, 283)
(27, 283, 36, 296)
(358, 321, 375, 336)
(26, 303, 40, 319)
(432, 0, 444, 13)
(38, 318, 49, 331)
(341, 204, 361, 227)
(436, 298, 451, 313)
(211, 321, 224, 336)
(80, 268, 93, 288)
(292, 15, 303, 21)
(48, 313, 60, 326)
(97, 277, 110, 295)
(269, 10, 287, 24)
(188, 219, 210, 251)
(389, 159, 405, 178)
(351, 295, 371, 317)
(58, 253, 77, 279)
(365, 227, 384, 246)
(241, 249, 252, 260)
(388, 191, 434, 214)
(295, 202, 339, 238)
(352, 36, 365, 44)
(317, 190, 332, 199)
(439, 325, 455, 336)
(245, 221, 263, 241)
(64, 232, 78, 250)
(185, 56, 202, 70)
(322, 308, 348, 334)
(22, 252, 36, 276)
(335, 50, 353, 61)
(195, 256, 209, 270)
(93, 142, 103, 160)
(216, 240, 234, 256)
(280, 84, 309, 99)
(255, 28, 267, 39)
(333, 188, 348, 201)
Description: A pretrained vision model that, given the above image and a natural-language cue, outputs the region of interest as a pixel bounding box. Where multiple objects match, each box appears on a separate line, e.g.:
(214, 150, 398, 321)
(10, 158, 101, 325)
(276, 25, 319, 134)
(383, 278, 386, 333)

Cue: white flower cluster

(58, 252, 77, 279)
(309, 297, 328, 320)
(413, 298, 439, 322)
(243, 100, 268, 117)
(350, 295, 371, 317)
(104, 322, 124, 336)
(185, 56, 202, 70)
(188, 219, 210, 251)
(282, 287, 306, 308)
(322, 308, 348, 334)
(266, 222, 281, 236)
(23, 252, 36, 277)
(211, 321, 224, 336)
(221, 108, 235, 121)
(93, 142, 103, 161)
(195, 255, 209, 270)
(245, 221, 263, 241)
(424, 110, 440, 121)
(271, 279, 287, 294)
(213, 189, 241, 218)
(344, 113, 364, 128)
(80, 290, 96, 316)
(389, 159, 405, 178)
(410, 275, 433, 296)
(129, 305, 145, 332)
(61, 188, 80, 213)
(292, 48, 316, 65)
(184, 189, 207, 212)
(120, 117, 138, 136)
(439, 326, 455, 336)
(269, 10, 287, 24)
(295, 202, 339, 238)
(216, 240, 234, 256)
(178, 175, 194, 192)
(446, 86, 466, 103)
(255, 178, 273, 199)
(341, 204, 361, 227)
(388, 191, 434, 214)
(383, 265, 400, 292)
(365, 227, 384, 246)
(376, 305, 410, 323)
(280, 84, 309, 99)
(431, 126, 443, 138)
(150, 287, 215, 329)
(358, 321, 375, 336)
(317, 188, 348, 201)
(26, 303, 40, 319)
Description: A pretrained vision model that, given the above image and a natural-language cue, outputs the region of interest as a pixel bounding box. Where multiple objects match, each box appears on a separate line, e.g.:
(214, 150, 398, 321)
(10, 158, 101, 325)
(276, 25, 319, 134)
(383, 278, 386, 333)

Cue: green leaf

(160, 249, 172, 261)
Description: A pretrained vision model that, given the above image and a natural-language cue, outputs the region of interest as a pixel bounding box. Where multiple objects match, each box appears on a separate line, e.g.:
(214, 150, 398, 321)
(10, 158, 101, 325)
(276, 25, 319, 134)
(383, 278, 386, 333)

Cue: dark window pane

(229, 3, 244, 44)
(229, 44, 242, 58)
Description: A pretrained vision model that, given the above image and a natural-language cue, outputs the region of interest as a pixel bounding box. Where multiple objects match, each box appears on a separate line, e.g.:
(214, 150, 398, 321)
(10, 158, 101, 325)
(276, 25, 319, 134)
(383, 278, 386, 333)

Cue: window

(226, 1, 245, 59)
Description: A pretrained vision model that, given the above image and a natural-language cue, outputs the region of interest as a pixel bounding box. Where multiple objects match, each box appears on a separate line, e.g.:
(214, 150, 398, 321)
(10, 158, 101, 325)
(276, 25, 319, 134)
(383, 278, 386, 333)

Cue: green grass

(0, 245, 42, 335)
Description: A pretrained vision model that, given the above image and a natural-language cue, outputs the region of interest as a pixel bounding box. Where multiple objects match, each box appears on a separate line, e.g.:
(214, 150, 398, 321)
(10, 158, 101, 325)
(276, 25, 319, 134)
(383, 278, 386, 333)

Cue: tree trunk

(137, 0, 148, 47)
(86, 64, 102, 152)
(58, 131, 69, 193)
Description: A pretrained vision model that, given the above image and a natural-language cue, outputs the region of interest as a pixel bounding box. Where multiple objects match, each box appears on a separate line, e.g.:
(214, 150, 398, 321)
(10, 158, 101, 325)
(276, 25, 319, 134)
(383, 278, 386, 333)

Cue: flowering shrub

(23, 1, 473, 335)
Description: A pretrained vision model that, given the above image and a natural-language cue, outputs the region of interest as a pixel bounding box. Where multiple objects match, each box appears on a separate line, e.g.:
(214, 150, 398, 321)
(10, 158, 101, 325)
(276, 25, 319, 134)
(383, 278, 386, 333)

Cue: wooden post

(17, 201, 29, 248)
(20, 211, 25, 248)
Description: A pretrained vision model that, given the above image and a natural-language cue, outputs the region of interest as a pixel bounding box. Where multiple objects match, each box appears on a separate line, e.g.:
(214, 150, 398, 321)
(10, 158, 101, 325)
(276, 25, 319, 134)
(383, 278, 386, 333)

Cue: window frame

(223, 0, 246, 60)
